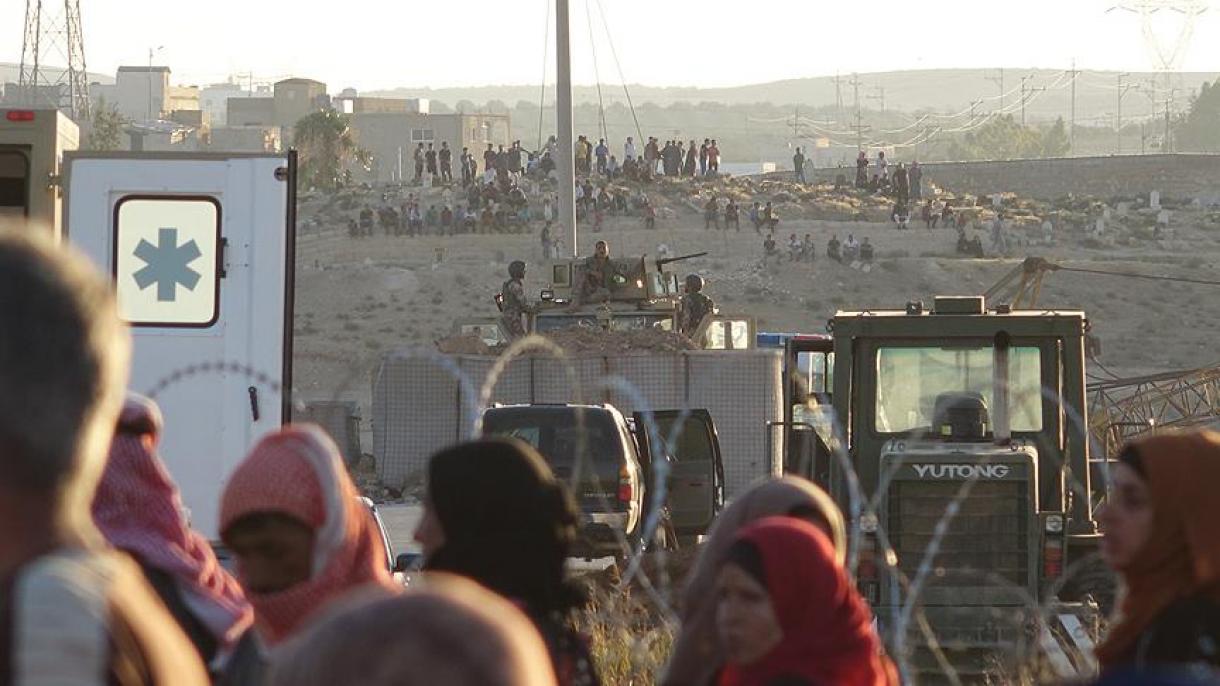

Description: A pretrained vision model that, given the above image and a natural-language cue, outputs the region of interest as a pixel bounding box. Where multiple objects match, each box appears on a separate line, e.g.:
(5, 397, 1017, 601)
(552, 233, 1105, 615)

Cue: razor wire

(144, 327, 1123, 683)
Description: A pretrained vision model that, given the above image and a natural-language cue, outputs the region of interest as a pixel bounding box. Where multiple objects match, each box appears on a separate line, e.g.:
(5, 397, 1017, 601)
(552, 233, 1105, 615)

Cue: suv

(480, 403, 724, 559)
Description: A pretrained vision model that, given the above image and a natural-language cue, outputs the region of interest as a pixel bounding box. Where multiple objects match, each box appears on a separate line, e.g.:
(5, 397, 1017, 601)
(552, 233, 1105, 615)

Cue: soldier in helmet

(500, 260, 534, 339)
(677, 273, 716, 338)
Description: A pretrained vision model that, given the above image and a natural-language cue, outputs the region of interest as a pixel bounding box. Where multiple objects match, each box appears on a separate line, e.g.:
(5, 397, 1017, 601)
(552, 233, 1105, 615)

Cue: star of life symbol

(132, 227, 202, 302)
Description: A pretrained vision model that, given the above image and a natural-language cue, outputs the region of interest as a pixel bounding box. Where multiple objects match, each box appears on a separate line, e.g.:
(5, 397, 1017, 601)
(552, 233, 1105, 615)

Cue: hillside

(368, 68, 1218, 125)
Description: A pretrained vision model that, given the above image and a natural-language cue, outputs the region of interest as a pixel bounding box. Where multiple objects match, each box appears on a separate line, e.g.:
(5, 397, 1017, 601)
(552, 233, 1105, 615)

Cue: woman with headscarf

(1095, 430, 1220, 671)
(93, 394, 253, 676)
(218, 425, 400, 680)
(684, 141, 699, 178)
(664, 476, 847, 686)
(714, 517, 896, 686)
(415, 438, 601, 686)
(268, 574, 557, 686)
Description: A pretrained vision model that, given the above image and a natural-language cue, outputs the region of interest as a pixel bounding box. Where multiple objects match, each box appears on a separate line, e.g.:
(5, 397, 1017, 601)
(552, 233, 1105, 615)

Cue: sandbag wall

(372, 350, 784, 499)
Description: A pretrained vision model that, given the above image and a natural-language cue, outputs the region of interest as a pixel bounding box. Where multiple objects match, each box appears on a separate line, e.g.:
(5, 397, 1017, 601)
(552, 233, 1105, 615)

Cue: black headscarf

(424, 438, 585, 617)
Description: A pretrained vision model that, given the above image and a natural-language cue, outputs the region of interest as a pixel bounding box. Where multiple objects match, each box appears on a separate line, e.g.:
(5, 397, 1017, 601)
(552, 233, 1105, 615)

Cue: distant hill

(368, 68, 1219, 124)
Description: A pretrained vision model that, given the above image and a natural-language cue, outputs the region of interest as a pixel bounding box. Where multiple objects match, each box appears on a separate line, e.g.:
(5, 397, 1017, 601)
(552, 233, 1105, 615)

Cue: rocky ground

(290, 173, 1220, 433)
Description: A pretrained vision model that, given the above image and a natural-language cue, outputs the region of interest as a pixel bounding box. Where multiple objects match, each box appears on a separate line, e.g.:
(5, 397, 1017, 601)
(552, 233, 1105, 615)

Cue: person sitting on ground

(425, 205, 439, 231)
(597, 188, 612, 211)
(860, 237, 875, 264)
(941, 201, 954, 228)
(892, 201, 910, 230)
(94, 395, 256, 682)
(417, 440, 602, 686)
(268, 575, 558, 686)
(725, 200, 740, 231)
(664, 477, 846, 686)
(1094, 431, 1220, 673)
(712, 518, 898, 686)
(763, 233, 778, 260)
(868, 174, 880, 193)
(0, 233, 210, 685)
(828, 235, 842, 263)
(922, 199, 937, 229)
(705, 197, 721, 230)
(440, 205, 454, 235)
(787, 233, 801, 261)
(968, 234, 984, 258)
(749, 201, 763, 233)
(481, 206, 496, 232)
(844, 234, 861, 262)
(606, 155, 620, 178)
(802, 233, 815, 261)
(220, 427, 400, 648)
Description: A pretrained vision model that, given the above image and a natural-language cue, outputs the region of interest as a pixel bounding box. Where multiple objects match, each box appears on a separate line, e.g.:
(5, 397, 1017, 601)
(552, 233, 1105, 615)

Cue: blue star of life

(132, 227, 203, 302)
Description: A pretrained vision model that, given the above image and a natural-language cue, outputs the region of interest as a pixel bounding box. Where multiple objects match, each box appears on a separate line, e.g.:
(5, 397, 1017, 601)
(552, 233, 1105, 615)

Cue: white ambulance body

(1, 109, 295, 540)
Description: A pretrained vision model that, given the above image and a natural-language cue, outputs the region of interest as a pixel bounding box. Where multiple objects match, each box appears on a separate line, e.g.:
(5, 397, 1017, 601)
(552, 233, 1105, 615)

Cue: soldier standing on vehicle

(501, 261, 534, 339)
(678, 274, 715, 338)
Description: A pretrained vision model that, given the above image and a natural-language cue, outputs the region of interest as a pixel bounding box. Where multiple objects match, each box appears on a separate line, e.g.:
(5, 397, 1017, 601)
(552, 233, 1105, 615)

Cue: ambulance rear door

(65, 151, 296, 539)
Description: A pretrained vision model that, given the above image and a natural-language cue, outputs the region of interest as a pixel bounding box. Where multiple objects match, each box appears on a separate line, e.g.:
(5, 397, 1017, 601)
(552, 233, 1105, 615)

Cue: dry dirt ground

(290, 177, 1220, 417)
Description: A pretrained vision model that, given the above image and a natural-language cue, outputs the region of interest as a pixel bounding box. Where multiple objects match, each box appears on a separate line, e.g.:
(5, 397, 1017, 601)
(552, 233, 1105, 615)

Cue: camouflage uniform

(576, 254, 616, 305)
(678, 291, 715, 337)
(501, 277, 530, 339)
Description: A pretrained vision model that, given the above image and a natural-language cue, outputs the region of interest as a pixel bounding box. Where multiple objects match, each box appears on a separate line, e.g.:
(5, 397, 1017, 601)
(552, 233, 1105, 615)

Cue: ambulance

(1, 108, 294, 539)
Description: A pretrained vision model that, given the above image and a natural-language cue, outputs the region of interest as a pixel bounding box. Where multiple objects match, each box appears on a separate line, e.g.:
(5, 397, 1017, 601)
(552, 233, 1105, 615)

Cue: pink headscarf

(219, 425, 399, 644)
(92, 394, 253, 650)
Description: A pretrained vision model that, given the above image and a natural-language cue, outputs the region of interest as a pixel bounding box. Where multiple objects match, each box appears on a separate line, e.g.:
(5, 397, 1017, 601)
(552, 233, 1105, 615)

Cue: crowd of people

(5, 195, 1220, 684)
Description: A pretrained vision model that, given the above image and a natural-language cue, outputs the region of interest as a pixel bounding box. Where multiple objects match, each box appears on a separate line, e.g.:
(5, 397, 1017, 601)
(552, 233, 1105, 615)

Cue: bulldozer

(775, 295, 1107, 682)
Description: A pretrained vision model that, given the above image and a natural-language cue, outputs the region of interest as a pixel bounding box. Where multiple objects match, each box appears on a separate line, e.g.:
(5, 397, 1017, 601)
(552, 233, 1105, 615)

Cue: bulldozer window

(874, 345, 1043, 434)
(0, 149, 29, 218)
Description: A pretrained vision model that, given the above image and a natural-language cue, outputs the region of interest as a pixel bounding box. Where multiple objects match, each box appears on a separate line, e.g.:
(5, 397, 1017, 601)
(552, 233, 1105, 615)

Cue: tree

(1175, 80, 1220, 152)
(947, 114, 1064, 161)
(293, 109, 370, 191)
(86, 98, 125, 152)
(1040, 117, 1070, 158)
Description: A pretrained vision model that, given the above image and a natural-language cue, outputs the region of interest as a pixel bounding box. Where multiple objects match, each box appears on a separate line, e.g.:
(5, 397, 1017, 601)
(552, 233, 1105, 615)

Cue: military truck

(776, 296, 1105, 679)
(463, 252, 755, 349)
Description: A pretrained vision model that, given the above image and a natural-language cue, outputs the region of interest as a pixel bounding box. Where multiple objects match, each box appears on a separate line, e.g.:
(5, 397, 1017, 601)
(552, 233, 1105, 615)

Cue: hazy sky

(4, 0, 1217, 90)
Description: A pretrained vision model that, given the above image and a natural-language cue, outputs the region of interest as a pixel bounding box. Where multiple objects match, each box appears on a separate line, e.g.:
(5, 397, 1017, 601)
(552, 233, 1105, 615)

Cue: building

(167, 85, 201, 116)
(274, 78, 328, 138)
(349, 110, 511, 183)
(113, 66, 171, 122)
(227, 97, 276, 127)
(207, 125, 280, 153)
(223, 78, 329, 144)
(200, 82, 263, 127)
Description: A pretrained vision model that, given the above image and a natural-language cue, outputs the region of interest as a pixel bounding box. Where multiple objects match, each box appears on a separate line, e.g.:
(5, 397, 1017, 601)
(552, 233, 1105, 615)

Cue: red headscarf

(1096, 430, 1220, 667)
(717, 517, 897, 686)
(92, 394, 253, 650)
(219, 425, 398, 644)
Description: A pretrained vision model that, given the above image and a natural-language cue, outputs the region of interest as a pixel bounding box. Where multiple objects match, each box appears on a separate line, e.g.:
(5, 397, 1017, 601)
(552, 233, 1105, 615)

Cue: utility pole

(833, 72, 844, 121)
(1068, 60, 1078, 154)
(987, 68, 1006, 109)
(850, 73, 863, 151)
(1164, 88, 1178, 153)
(556, 0, 577, 257)
(19, 0, 91, 120)
(1019, 75, 1046, 128)
(1116, 72, 1133, 154)
(866, 85, 886, 113)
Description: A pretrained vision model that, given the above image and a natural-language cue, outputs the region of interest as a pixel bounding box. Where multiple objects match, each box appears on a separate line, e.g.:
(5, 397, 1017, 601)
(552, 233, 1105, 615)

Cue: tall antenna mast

(18, 0, 91, 121)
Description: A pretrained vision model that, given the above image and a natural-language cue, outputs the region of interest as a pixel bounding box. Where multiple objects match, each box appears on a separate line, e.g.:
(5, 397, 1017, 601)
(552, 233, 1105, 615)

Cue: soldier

(500, 260, 534, 339)
(678, 274, 715, 338)
(571, 239, 633, 309)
